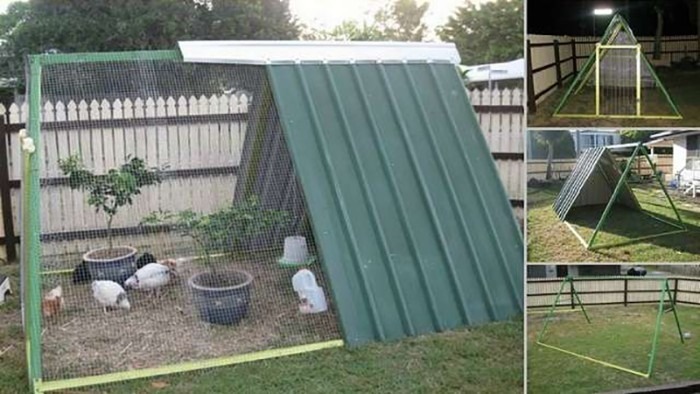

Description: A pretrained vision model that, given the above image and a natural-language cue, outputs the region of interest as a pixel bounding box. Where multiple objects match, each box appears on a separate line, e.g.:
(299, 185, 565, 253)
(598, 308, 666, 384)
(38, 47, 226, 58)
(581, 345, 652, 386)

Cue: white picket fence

(1, 95, 250, 256)
(0, 86, 524, 259)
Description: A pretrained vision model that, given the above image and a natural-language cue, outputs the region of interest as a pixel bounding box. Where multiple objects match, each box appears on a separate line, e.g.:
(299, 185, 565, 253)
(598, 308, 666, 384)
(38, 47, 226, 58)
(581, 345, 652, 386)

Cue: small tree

(142, 196, 290, 273)
(59, 155, 162, 251)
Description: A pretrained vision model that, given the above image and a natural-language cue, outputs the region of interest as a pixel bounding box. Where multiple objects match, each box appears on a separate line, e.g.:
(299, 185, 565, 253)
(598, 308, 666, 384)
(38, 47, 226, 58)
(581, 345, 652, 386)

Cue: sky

(528, 0, 697, 36)
(0, 0, 485, 32)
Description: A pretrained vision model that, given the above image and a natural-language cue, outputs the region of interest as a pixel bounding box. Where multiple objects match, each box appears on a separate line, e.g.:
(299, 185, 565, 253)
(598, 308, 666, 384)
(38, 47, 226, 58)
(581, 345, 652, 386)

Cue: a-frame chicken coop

(19, 42, 523, 392)
(553, 14, 681, 119)
(553, 142, 686, 250)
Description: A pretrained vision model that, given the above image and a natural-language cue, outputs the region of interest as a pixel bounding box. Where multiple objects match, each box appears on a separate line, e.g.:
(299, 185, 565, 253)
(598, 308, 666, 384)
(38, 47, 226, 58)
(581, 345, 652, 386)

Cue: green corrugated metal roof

(268, 62, 523, 345)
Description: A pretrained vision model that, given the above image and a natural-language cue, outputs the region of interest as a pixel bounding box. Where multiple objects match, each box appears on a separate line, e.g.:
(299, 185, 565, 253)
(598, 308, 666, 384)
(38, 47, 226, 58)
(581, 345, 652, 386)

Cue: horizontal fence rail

(527, 276, 700, 309)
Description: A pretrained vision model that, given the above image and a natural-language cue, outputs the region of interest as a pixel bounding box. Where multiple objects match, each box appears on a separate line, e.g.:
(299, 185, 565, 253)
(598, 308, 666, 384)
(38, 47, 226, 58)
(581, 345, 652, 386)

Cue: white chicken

(124, 260, 177, 298)
(91, 280, 130, 313)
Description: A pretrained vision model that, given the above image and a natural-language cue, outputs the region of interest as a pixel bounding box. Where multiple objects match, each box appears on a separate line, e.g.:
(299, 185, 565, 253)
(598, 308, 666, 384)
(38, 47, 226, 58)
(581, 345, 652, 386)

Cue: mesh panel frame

(25, 53, 342, 385)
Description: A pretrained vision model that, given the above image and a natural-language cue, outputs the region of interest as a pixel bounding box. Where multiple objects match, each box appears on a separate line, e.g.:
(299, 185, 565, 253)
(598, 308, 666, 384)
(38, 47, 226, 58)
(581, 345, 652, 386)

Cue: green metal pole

(639, 145, 686, 230)
(24, 55, 44, 392)
(571, 278, 591, 323)
(666, 280, 685, 343)
(647, 281, 670, 377)
(587, 144, 641, 248)
(537, 277, 569, 342)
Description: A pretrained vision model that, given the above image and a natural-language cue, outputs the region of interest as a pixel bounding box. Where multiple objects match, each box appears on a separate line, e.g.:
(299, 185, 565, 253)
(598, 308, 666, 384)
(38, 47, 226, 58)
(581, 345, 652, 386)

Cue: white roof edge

(178, 41, 461, 65)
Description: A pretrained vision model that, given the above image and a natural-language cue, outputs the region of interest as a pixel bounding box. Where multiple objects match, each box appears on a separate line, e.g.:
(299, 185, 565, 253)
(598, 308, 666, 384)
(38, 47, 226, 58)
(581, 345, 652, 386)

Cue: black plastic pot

(82, 246, 138, 285)
(188, 270, 253, 325)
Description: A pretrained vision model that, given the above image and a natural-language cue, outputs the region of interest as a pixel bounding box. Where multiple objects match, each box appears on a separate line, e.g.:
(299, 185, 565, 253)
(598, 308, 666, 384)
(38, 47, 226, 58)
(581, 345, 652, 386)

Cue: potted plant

(142, 196, 289, 325)
(59, 155, 162, 284)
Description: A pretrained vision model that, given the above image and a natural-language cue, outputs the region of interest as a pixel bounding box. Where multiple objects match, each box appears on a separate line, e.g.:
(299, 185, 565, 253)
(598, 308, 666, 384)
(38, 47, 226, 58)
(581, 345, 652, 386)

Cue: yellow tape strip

(37, 340, 344, 393)
(552, 114, 683, 119)
(537, 341, 649, 378)
(563, 221, 589, 249)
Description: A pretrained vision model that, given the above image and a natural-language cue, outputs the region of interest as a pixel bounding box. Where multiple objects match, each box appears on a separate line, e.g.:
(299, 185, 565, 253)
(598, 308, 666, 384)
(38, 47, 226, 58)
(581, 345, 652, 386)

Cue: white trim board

(178, 41, 461, 65)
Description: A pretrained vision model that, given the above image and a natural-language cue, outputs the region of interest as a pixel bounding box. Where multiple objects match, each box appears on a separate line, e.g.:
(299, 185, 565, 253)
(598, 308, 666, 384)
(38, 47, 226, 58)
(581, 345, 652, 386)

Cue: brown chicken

(42, 286, 64, 318)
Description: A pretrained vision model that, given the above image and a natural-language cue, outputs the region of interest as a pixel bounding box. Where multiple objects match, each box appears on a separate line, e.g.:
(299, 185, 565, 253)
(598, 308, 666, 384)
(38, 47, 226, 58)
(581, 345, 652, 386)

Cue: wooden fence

(527, 34, 700, 113)
(467, 87, 524, 219)
(0, 94, 249, 261)
(527, 154, 673, 181)
(528, 276, 700, 309)
(0, 86, 524, 261)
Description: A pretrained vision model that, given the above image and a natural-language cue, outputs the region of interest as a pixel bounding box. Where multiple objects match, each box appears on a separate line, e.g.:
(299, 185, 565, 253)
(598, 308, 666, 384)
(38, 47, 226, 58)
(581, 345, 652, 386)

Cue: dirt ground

(38, 253, 341, 381)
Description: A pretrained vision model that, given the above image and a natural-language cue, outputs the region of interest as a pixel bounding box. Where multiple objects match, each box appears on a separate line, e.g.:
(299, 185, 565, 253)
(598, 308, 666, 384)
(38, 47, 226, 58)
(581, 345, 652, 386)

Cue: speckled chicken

(91, 280, 130, 313)
(124, 260, 177, 297)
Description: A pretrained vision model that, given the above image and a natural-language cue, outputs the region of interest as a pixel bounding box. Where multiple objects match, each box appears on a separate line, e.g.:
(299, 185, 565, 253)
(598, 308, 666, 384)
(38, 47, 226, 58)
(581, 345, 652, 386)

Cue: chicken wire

(32, 58, 341, 382)
(556, 43, 677, 118)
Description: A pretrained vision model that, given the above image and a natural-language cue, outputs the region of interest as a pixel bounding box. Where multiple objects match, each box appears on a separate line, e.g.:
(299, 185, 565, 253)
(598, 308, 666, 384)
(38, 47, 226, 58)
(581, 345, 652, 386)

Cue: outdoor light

(593, 8, 613, 16)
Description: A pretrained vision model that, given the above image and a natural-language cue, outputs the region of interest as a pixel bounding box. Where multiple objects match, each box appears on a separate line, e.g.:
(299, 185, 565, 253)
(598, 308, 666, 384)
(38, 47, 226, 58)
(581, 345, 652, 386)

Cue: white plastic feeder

(282, 236, 309, 264)
(292, 269, 327, 314)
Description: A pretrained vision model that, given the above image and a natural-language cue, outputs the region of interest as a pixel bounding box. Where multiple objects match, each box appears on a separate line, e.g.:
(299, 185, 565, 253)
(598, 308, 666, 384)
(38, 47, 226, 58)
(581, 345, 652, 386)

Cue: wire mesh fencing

(33, 59, 341, 381)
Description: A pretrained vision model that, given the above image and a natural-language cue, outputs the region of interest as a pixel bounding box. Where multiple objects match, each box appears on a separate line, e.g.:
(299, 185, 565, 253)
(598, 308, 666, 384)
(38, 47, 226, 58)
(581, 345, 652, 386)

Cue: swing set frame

(536, 276, 685, 378)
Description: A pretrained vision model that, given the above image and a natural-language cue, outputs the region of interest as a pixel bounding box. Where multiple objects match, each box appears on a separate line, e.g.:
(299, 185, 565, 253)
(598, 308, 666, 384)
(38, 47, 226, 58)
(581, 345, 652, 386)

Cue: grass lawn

(528, 304, 700, 393)
(528, 68, 700, 127)
(527, 183, 700, 262)
(0, 264, 523, 394)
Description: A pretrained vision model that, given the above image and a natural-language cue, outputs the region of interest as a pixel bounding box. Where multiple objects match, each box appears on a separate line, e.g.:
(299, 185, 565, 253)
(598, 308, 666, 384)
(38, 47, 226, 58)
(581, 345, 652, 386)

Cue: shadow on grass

(566, 204, 700, 255)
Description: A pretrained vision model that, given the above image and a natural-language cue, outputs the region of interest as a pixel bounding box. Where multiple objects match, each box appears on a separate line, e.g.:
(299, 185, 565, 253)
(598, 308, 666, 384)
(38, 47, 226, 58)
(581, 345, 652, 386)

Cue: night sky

(528, 0, 697, 36)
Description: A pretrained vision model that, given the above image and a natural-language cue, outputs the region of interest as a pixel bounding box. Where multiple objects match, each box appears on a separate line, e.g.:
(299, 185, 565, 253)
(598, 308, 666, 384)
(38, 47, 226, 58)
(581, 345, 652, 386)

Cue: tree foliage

(0, 0, 299, 81)
(437, 0, 522, 64)
(620, 130, 657, 143)
(59, 155, 162, 250)
(304, 0, 428, 41)
(531, 131, 574, 180)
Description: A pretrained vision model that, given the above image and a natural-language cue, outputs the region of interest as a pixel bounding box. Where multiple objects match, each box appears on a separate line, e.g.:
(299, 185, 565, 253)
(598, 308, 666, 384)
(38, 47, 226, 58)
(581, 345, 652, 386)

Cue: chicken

(42, 286, 64, 318)
(91, 280, 130, 313)
(124, 260, 178, 298)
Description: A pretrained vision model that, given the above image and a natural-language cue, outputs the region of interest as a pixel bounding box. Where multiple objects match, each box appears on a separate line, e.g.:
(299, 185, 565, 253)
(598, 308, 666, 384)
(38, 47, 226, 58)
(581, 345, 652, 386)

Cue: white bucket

(283, 236, 309, 264)
(292, 269, 327, 314)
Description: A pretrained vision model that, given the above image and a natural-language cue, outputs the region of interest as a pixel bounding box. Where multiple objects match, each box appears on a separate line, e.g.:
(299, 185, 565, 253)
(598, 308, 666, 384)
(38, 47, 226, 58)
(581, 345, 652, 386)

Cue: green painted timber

(268, 62, 523, 345)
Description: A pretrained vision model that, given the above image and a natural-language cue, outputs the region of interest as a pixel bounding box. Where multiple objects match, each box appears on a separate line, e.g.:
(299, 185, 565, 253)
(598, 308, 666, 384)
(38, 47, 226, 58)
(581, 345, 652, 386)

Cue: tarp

(268, 62, 523, 345)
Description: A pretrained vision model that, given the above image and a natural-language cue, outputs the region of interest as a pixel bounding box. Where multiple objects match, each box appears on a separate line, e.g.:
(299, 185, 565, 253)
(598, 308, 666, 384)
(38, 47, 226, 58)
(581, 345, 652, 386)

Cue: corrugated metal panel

(267, 62, 523, 345)
(554, 147, 640, 220)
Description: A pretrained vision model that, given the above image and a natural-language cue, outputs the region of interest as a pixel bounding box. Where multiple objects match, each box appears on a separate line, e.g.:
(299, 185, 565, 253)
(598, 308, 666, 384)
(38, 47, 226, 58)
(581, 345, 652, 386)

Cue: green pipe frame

(536, 276, 684, 378)
(564, 142, 687, 250)
(21, 49, 345, 394)
(552, 14, 682, 119)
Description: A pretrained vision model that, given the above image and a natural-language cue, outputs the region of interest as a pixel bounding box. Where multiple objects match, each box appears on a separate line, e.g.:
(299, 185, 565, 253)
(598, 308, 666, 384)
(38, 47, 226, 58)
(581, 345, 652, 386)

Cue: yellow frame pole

(595, 43, 600, 116)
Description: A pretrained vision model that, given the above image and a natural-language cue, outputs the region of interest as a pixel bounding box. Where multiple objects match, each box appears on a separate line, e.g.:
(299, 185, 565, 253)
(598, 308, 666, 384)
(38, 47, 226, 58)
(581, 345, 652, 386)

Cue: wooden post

(571, 39, 578, 75)
(623, 278, 628, 307)
(0, 119, 17, 262)
(554, 39, 563, 88)
(527, 39, 536, 114)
